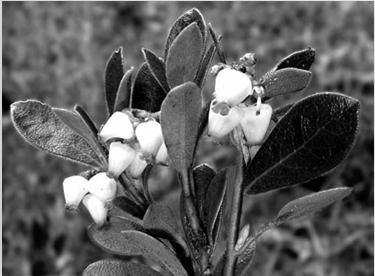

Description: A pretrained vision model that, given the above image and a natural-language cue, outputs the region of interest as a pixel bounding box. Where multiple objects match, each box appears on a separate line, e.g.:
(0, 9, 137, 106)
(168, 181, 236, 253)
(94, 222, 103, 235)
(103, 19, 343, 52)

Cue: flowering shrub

(10, 8, 360, 276)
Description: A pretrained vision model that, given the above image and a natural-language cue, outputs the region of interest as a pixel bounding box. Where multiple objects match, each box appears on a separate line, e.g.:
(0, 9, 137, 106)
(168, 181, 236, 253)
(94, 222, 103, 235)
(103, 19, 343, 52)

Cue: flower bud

(82, 194, 107, 226)
(100, 112, 134, 142)
(135, 120, 163, 156)
(208, 101, 242, 138)
(128, 152, 148, 178)
(108, 142, 136, 177)
(87, 172, 117, 202)
(63, 175, 89, 210)
(235, 224, 250, 251)
(155, 142, 169, 165)
(214, 68, 252, 105)
(240, 104, 272, 145)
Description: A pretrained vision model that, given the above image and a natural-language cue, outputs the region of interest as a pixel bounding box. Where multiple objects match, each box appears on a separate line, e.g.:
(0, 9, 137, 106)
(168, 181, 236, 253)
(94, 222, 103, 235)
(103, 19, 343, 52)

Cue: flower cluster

(62, 111, 169, 225)
(208, 67, 272, 146)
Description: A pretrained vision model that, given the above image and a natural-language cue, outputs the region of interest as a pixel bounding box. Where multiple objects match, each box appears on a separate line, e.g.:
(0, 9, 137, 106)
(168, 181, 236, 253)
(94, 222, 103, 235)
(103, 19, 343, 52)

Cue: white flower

(100, 112, 134, 142)
(128, 152, 148, 178)
(108, 142, 136, 177)
(208, 101, 243, 138)
(214, 68, 252, 105)
(155, 142, 169, 165)
(235, 224, 250, 251)
(240, 103, 272, 145)
(87, 172, 117, 202)
(62, 175, 89, 209)
(135, 120, 163, 156)
(82, 194, 107, 226)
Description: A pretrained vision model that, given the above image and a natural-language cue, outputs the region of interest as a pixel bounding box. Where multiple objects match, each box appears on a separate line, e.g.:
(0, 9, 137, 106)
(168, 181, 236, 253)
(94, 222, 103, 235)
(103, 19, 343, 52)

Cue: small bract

(100, 112, 134, 142)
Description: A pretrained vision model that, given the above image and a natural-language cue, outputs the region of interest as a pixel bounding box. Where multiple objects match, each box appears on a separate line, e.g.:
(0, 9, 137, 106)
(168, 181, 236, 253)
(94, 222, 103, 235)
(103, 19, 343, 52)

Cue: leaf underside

(11, 100, 102, 168)
(142, 48, 170, 93)
(143, 202, 180, 237)
(105, 47, 124, 115)
(245, 92, 360, 194)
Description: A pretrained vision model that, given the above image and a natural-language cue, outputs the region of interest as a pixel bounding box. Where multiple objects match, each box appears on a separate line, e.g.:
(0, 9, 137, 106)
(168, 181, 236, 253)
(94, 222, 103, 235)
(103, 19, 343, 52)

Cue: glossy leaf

(274, 47, 316, 71)
(245, 92, 360, 194)
(11, 100, 102, 168)
(277, 187, 352, 222)
(260, 68, 312, 98)
(164, 8, 206, 60)
(143, 202, 180, 237)
(88, 227, 187, 276)
(166, 23, 203, 88)
(160, 82, 202, 172)
(115, 67, 134, 111)
(142, 48, 170, 93)
(272, 102, 294, 121)
(113, 196, 146, 219)
(131, 63, 166, 112)
(83, 259, 162, 276)
(235, 241, 256, 276)
(195, 43, 217, 88)
(105, 47, 124, 115)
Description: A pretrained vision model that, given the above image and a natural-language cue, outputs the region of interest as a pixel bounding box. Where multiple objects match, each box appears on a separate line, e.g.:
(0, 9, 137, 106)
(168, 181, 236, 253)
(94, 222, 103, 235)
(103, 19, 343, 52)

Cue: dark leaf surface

(11, 100, 102, 168)
(245, 92, 360, 194)
(193, 164, 216, 221)
(115, 67, 134, 111)
(195, 43, 217, 88)
(88, 227, 187, 276)
(273, 102, 294, 121)
(74, 105, 100, 138)
(166, 23, 203, 88)
(208, 23, 226, 64)
(261, 68, 312, 98)
(143, 202, 180, 237)
(274, 47, 316, 71)
(235, 241, 256, 276)
(142, 48, 170, 93)
(83, 259, 162, 276)
(164, 8, 206, 60)
(113, 196, 146, 219)
(131, 63, 166, 112)
(160, 82, 202, 172)
(105, 47, 124, 115)
(277, 187, 352, 222)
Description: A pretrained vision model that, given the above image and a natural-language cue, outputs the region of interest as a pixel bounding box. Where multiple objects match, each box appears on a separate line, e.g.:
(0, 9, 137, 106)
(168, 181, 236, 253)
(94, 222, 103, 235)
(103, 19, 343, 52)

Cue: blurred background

(2, 2, 373, 276)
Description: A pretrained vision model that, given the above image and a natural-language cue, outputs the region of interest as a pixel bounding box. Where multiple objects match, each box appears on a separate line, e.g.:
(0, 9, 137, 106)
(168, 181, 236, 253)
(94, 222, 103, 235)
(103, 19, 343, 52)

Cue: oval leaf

(166, 23, 203, 88)
(160, 82, 202, 172)
(277, 187, 352, 222)
(193, 163, 216, 221)
(143, 202, 180, 237)
(164, 8, 206, 60)
(115, 67, 135, 111)
(261, 68, 312, 98)
(142, 48, 170, 93)
(11, 100, 102, 168)
(195, 43, 217, 88)
(105, 47, 124, 115)
(208, 23, 226, 64)
(113, 196, 146, 219)
(131, 63, 166, 112)
(88, 227, 187, 276)
(83, 259, 162, 276)
(274, 47, 316, 71)
(245, 92, 360, 194)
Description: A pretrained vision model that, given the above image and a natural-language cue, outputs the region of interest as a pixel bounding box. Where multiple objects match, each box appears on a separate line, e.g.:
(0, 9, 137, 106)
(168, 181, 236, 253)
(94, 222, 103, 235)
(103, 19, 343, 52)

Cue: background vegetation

(3, 2, 373, 275)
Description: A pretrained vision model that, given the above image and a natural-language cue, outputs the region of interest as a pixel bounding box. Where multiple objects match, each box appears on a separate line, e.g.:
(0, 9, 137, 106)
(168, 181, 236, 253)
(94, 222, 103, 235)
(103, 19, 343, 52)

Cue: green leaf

(105, 47, 124, 115)
(235, 241, 256, 276)
(113, 196, 146, 219)
(164, 8, 206, 60)
(88, 227, 187, 276)
(193, 164, 216, 222)
(274, 47, 316, 71)
(143, 202, 180, 238)
(115, 67, 135, 111)
(83, 259, 162, 276)
(244, 92, 360, 194)
(277, 187, 352, 222)
(166, 23, 203, 88)
(160, 82, 202, 172)
(11, 100, 102, 168)
(272, 102, 294, 121)
(195, 43, 217, 88)
(142, 48, 170, 93)
(208, 23, 226, 64)
(260, 68, 312, 98)
(74, 105, 100, 138)
(131, 63, 166, 112)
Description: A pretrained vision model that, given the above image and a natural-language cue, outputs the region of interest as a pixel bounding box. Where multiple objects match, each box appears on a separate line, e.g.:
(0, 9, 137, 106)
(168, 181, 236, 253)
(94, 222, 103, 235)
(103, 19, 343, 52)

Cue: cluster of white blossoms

(208, 68, 272, 145)
(62, 111, 168, 226)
